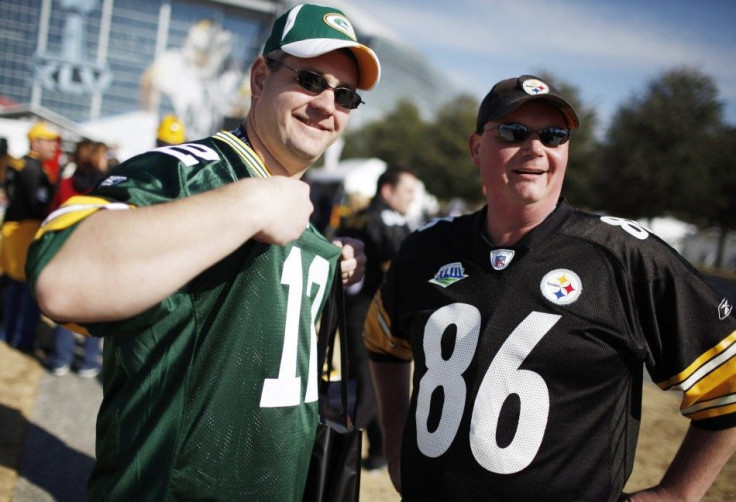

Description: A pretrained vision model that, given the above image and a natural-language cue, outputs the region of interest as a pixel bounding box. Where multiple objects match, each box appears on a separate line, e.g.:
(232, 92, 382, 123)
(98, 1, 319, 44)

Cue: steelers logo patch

(540, 269, 582, 305)
(522, 78, 549, 96)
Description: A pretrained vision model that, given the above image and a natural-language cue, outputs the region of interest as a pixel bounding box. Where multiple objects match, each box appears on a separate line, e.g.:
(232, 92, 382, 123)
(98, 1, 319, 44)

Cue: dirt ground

(0, 345, 43, 502)
(2, 344, 734, 501)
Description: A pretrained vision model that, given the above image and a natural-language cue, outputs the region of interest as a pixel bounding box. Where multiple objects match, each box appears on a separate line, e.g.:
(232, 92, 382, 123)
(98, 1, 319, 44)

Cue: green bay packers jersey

(27, 132, 341, 501)
(364, 200, 736, 501)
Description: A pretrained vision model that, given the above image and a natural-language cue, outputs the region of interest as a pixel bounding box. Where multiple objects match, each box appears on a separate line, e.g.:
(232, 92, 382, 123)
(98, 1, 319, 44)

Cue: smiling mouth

(513, 168, 545, 175)
(297, 116, 329, 131)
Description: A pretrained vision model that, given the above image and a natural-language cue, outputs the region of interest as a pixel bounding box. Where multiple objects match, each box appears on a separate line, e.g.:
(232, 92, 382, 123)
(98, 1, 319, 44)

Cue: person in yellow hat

(155, 114, 186, 147)
(0, 121, 59, 350)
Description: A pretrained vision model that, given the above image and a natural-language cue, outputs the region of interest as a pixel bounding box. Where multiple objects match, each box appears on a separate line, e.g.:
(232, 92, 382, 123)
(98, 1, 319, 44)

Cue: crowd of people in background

(0, 120, 127, 377)
(1, 121, 63, 355)
(0, 113, 191, 371)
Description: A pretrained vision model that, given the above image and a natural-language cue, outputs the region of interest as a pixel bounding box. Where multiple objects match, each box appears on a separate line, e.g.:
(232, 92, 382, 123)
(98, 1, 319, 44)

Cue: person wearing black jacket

(336, 165, 418, 470)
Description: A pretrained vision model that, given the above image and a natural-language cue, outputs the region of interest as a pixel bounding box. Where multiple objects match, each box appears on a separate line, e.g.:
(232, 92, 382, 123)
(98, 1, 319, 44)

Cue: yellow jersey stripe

(678, 356, 736, 414)
(213, 131, 270, 178)
(653, 330, 736, 421)
(682, 394, 736, 419)
(35, 195, 132, 239)
(363, 291, 412, 361)
(657, 330, 736, 390)
(685, 403, 736, 422)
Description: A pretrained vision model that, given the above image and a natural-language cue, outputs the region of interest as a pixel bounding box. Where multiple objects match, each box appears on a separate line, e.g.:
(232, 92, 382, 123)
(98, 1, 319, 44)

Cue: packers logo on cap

(324, 13, 356, 40)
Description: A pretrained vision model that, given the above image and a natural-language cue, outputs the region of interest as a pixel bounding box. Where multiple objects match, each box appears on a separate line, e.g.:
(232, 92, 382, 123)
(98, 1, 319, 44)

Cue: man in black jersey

(26, 4, 379, 500)
(365, 75, 736, 501)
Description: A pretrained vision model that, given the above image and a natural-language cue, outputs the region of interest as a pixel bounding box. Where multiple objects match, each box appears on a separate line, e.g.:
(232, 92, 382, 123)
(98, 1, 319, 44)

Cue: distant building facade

(0, 0, 279, 132)
(0, 0, 456, 155)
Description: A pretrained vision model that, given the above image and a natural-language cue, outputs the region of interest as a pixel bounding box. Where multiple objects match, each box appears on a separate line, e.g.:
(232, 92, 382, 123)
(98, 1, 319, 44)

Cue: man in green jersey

(26, 4, 380, 500)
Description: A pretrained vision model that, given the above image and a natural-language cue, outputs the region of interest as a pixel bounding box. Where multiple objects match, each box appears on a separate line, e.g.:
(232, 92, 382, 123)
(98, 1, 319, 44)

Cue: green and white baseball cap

(263, 3, 381, 90)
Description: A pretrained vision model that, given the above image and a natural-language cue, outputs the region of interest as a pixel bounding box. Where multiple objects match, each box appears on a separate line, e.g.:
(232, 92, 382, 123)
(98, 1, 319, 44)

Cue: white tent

(308, 158, 388, 198)
(79, 110, 159, 162)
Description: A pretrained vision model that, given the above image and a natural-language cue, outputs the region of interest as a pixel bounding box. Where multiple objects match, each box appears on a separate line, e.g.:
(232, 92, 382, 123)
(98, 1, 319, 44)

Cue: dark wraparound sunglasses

(266, 58, 364, 110)
(484, 123, 571, 147)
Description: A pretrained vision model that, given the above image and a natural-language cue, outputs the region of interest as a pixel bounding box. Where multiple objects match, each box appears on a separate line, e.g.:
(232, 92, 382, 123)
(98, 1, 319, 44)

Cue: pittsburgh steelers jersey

(26, 132, 341, 501)
(364, 200, 736, 501)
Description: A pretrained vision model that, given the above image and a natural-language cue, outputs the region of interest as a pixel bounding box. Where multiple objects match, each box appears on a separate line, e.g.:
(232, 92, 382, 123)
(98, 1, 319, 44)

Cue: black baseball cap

(476, 75, 579, 132)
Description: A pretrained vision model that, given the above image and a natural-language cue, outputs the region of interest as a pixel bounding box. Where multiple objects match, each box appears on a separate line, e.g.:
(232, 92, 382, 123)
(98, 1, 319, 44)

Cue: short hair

(376, 165, 416, 192)
(264, 49, 287, 68)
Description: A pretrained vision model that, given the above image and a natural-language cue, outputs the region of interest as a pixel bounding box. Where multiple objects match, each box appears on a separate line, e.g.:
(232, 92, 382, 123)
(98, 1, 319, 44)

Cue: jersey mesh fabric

(367, 200, 736, 501)
(26, 135, 341, 500)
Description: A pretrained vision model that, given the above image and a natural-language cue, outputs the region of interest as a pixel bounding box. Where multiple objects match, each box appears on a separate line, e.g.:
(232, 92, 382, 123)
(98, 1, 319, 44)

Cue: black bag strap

(316, 265, 352, 428)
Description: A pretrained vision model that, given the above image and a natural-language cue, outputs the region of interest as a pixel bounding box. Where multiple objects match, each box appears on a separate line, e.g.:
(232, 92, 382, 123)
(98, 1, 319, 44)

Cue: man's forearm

(370, 359, 411, 493)
(34, 178, 279, 322)
(630, 424, 736, 501)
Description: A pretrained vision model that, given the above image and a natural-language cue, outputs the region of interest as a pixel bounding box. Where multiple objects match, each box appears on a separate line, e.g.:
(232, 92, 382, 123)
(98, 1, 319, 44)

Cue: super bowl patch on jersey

(429, 262, 468, 288)
(540, 269, 582, 305)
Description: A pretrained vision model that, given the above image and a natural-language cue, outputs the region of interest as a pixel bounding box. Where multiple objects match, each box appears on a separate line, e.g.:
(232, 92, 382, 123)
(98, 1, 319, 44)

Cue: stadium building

(0, 0, 454, 160)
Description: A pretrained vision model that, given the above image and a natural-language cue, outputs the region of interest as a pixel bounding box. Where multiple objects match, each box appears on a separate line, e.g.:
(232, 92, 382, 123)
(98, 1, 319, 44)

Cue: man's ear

(379, 183, 393, 200)
(468, 132, 482, 168)
(250, 57, 269, 100)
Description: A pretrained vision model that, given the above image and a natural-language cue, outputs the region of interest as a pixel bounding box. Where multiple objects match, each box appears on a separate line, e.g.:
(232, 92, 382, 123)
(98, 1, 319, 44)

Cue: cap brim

(506, 95, 579, 129)
(281, 39, 381, 91)
(537, 96, 579, 129)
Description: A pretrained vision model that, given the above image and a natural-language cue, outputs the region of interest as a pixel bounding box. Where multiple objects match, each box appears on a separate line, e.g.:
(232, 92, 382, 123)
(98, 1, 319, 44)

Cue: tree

(419, 94, 482, 204)
(683, 126, 736, 267)
(342, 99, 426, 170)
(593, 67, 724, 221)
(343, 96, 483, 204)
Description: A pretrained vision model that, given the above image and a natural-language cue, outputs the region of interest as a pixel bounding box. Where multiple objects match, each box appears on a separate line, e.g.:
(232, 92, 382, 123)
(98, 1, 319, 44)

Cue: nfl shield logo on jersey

(540, 269, 582, 305)
(490, 249, 515, 270)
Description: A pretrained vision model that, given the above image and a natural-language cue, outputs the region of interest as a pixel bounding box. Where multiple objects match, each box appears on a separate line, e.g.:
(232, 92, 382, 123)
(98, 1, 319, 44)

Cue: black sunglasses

(266, 58, 364, 110)
(484, 123, 571, 147)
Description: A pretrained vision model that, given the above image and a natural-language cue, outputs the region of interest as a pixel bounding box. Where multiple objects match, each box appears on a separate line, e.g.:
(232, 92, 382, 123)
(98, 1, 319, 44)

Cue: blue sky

(329, 0, 736, 134)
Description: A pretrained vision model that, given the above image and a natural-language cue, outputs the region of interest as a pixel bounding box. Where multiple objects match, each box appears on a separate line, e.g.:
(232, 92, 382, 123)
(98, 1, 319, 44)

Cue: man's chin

(294, 139, 336, 163)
